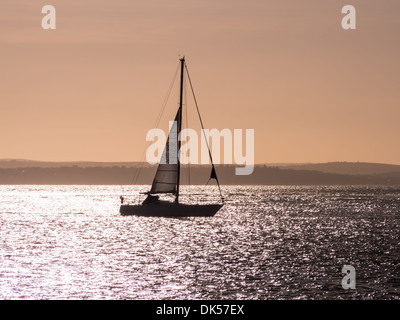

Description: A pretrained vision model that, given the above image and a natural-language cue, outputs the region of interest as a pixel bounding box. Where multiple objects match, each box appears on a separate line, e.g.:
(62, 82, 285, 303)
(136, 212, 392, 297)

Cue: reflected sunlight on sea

(0, 185, 399, 299)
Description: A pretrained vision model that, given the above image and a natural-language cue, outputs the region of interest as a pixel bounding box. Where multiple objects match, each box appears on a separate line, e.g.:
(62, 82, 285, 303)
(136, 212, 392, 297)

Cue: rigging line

(184, 66, 191, 191)
(123, 60, 179, 205)
(153, 62, 181, 134)
(129, 61, 181, 188)
(185, 64, 224, 203)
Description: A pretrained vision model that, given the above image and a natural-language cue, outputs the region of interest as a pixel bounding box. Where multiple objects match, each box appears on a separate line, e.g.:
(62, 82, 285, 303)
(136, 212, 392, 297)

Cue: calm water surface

(0, 185, 399, 299)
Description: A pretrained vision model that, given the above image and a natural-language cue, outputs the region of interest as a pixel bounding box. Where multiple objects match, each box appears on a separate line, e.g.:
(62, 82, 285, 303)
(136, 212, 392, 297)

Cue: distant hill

(0, 162, 400, 185)
(271, 162, 400, 175)
(2, 159, 400, 175)
(0, 159, 143, 169)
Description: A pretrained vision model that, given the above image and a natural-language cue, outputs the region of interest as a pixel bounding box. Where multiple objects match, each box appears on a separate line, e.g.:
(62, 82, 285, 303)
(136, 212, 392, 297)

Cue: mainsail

(149, 108, 181, 195)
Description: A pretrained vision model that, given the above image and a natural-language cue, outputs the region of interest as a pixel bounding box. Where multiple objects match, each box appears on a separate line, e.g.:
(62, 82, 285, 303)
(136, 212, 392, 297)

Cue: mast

(175, 57, 185, 203)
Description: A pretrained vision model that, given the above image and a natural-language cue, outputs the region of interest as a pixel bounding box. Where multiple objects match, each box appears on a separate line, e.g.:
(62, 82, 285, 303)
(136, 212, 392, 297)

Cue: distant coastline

(1, 160, 400, 185)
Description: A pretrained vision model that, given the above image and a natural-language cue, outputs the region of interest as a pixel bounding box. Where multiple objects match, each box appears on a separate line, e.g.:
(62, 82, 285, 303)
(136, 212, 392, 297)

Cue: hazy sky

(1, 0, 399, 164)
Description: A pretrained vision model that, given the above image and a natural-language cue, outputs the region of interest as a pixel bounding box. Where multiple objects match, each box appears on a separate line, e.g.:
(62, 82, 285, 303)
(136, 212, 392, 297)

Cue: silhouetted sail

(149, 109, 181, 194)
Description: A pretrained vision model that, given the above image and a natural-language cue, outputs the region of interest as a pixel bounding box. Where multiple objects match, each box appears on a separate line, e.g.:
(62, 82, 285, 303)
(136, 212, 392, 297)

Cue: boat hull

(120, 203, 223, 217)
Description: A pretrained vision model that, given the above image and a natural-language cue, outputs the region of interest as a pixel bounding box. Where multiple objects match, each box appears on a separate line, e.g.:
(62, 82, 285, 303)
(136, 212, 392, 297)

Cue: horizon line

(1, 159, 400, 166)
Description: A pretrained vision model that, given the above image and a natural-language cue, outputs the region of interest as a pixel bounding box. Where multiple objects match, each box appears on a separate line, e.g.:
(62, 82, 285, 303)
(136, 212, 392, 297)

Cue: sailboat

(120, 57, 224, 217)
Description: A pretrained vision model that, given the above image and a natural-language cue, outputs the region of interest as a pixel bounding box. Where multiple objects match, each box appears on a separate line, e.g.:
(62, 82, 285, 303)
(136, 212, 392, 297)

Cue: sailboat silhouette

(120, 57, 224, 217)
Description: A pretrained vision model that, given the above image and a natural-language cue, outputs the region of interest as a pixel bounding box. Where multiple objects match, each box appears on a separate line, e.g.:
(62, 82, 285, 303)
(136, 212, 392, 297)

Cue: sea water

(0, 185, 399, 299)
